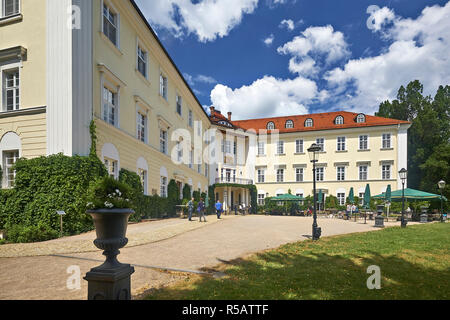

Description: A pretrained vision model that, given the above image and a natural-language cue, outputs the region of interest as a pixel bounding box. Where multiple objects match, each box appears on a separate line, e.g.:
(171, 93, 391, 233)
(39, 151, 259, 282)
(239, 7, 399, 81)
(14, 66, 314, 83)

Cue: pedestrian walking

(215, 200, 223, 219)
(198, 198, 207, 222)
(187, 197, 194, 221)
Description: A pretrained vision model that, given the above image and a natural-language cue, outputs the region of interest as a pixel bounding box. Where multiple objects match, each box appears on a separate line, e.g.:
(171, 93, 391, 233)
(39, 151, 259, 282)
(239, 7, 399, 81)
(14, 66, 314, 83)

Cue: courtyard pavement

(0, 215, 418, 300)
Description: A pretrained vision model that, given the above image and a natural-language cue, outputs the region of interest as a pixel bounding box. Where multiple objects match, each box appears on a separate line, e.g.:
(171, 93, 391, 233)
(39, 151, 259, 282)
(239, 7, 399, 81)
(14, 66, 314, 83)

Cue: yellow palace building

(0, 0, 411, 210)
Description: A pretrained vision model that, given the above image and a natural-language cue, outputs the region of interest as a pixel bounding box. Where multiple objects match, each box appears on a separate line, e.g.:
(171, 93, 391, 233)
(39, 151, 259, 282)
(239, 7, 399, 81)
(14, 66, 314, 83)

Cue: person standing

(215, 200, 223, 219)
(187, 197, 194, 221)
(198, 198, 207, 222)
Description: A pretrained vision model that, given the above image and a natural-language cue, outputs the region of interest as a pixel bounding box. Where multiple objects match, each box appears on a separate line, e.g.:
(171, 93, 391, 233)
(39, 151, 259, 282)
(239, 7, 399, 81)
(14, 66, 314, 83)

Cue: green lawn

(146, 223, 450, 300)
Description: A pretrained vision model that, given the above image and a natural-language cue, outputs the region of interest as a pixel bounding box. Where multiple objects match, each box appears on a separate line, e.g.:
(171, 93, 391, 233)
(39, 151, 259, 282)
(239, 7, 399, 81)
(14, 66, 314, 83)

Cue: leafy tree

(182, 184, 191, 200)
(167, 179, 180, 216)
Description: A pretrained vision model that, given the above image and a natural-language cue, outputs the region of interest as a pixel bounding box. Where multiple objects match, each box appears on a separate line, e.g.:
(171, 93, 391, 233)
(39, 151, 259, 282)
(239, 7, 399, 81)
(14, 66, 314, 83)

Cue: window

(267, 122, 275, 130)
(356, 114, 366, 123)
(359, 193, 365, 206)
(176, 141, 183, 163)
(258, 194, 265, 206)
(359, 135, 368, 150)
(160, 129, 167, 154)
(103, 87, 116, 126)
(335, 116, 344, 125)
(316, 167, 324, 181)
(137, 112, 146, 143)
(138, 169, 147, 194)
(359, 166, 368, 181)
(296, 168, 304, 182)
(205, 164, 208, 177)
(277, 169, 284, 182)
(2, 0, 20, 18)
(277, 141, 284, 155)
(382, 164, 391, 180)
(285, 120, 294, 129)
(103, 3, 118, 46)
(160, 176, 167, 197)
(337, 137, 346, 151)
(305, 118, 313, 127)
(258, 142, 265, 156)
(189, 150, 193, 169)
(137, 46, 147, 78)
(2, 150, 18, 188)
(337, 166, 345, 181)
(257, 169, 265, 183)
(3, 69, 19, 111)
(176, 95, 182, 116)
(337, 193, 346, 206)
(159, 74, 168, 100)
(295, 140, 303, 153)
(188, 110, 193, 127)
(104, 157, 118, 179)
(316, 138, 324, 152)
(222, 140, 232, 154)
(382, 134, 391, 149)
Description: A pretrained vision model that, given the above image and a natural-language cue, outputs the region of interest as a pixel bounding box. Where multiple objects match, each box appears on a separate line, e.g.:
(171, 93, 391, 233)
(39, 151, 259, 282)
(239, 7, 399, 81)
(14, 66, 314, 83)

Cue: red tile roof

(230, 111, 410, 134)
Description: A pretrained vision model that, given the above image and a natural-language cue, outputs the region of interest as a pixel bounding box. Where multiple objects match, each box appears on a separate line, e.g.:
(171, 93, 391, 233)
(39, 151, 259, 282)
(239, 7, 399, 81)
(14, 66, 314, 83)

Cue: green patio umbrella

(348, 187, 355, 204)
(318, 190, 323, 212)
(373, 188, 448, 201)
(385, 185, 392, 220)
(364, 184, 371, 209)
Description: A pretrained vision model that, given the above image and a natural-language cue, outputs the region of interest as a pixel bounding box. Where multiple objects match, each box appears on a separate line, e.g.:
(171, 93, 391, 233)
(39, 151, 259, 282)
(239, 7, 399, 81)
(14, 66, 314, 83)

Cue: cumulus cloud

(263, 34, 275, 46)
(210, 76, 320, 120)
(280, 19, 295, 31)
(136, 0, 258, 42)
(326, 2, 450, 114)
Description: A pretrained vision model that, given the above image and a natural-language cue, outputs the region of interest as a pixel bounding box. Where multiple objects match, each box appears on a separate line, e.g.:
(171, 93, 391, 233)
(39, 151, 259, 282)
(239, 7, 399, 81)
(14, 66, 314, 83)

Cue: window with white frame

(104, 157, 118, 179)
(258, 194, 265, 206)
(103, 86, 116, 126)
(335, 116, 344, 125)
(160, 129, 167, 154)
(337, 137, 346, 151)
(1, 0, 20, 18)
(103, 2, 118, 46)
(359, 192, 365, 205)
(356, 114, 366, 123)
(3, 69, 19, 111)
(138, 168, 147, 194)
(2, 150, 19, 188)
(316, 167, 324, 181)
(296, 168, 304, 182)
(295, 139, 303, 153)
(258, 142, 265, 155)
(137, 45, 147, 78)
(382, 133, 391, 149)
(359, 135, 368, 150)
(337, 166, 345, 181)
(285, 120, 294, 129)
(359, 165, 368, 180)
(160, 176, 167, 197)
(277, 141, 284, 155)
(337, 193, 346, 206)
(316, 138, 324, 151)
(305, 118, 313, 127)
(267, 122, 275, 130)
(276, 169, 284, 182)
(257, 169, 265, 183)
(188, 110, 193, 127)
(176, 95, 182, 116)
(137, 112, 146, 143)
(159, 74, 168, 100)
(382, 164, 391, 180)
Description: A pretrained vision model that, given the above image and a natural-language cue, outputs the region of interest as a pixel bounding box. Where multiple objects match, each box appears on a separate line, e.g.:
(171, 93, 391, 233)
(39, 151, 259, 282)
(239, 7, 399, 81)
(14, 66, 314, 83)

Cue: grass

(146, 223, 450, 300)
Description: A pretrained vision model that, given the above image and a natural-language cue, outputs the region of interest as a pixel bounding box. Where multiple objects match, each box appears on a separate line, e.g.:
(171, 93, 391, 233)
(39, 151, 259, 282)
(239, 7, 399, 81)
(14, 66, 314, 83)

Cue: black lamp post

(308, 143, 322, 240)
(399, 168, 408, 228)
(438, 180, 446, 223)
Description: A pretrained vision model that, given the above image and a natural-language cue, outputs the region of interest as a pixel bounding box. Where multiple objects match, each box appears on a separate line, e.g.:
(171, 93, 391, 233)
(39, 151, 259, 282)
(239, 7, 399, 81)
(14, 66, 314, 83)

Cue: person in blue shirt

(197, 198, 206, 223)
(215, 200, 223, 219)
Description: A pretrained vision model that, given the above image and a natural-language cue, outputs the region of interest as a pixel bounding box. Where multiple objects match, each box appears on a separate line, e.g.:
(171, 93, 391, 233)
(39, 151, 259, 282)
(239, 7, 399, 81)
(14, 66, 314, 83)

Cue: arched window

(267, 122, 275, 130)
(335, 116, 344, 125)
(305, 118, 313, 128)
(285, 120, 294, 129)
(356, 114, 366, 123)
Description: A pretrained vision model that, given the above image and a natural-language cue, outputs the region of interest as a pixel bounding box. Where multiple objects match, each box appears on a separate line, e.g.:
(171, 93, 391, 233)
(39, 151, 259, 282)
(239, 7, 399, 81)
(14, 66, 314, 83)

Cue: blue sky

(136, 0, 450, 120)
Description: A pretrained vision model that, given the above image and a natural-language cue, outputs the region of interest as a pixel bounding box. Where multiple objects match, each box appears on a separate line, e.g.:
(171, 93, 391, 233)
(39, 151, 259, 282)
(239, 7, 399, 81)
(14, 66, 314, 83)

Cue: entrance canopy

(373, 188, 447, 202)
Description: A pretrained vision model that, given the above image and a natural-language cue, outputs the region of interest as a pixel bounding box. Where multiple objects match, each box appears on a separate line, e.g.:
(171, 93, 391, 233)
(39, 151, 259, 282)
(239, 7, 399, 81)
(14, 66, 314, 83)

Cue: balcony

(215, 177, 253, 185)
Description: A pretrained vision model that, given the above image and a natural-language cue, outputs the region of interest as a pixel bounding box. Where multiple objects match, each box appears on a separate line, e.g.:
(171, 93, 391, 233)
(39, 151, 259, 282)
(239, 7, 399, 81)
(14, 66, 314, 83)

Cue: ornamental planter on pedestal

(84, 209, 135, 300)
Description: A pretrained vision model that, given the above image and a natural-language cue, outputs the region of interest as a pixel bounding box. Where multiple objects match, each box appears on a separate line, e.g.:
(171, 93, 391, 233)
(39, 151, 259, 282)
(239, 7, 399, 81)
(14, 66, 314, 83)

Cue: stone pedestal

(84, 264, 135, 300)
(420, 214, 428, 223)
(375, 215, 384, 228)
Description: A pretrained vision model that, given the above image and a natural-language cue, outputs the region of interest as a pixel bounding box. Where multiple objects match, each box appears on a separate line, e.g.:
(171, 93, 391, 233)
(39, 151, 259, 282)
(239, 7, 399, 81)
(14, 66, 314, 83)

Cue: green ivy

(89, 120, 98, 158)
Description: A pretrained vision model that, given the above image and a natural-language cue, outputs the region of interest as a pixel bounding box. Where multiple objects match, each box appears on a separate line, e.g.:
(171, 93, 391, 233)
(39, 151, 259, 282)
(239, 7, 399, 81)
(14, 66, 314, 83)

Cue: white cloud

(326, 2, 450, 114)
(277, 25, 350, 76)
(136, 0, 258, 42)
(366, 5, 396, 32)
(263, 34, 275, 46)
(210, 76, 319, 120)
(280, 19, 295, 31)
(195, 75, 218, 84)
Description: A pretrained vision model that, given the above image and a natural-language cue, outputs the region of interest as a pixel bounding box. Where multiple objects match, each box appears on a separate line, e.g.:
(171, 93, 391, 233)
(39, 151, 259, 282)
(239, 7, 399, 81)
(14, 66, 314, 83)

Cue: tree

(182, 184, 191, 200)
(167, 180, 180, 216)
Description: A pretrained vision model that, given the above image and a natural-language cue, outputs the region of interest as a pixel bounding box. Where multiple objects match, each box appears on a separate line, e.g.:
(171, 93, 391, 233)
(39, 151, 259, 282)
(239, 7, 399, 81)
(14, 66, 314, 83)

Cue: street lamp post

(308, 143, 322, 240)
(399, 168, 408, 228)
(438, 180, 446, 223)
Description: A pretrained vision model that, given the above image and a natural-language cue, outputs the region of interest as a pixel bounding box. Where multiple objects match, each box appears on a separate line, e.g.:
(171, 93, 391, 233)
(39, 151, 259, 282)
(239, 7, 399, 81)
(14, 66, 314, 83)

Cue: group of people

(186, 198, 249, 222)
(346, 204, 359, 219)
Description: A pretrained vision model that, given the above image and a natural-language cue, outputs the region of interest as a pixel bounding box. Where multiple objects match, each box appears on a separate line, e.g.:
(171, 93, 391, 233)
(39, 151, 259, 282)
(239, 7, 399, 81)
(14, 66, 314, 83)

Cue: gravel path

(0, 215, 417, 300)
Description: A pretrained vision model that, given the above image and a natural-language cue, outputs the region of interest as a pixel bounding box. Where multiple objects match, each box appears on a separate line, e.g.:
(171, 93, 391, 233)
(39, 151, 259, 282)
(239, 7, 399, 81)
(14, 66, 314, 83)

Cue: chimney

(209, 106, 215, 115)
(228, 112, 232, 121)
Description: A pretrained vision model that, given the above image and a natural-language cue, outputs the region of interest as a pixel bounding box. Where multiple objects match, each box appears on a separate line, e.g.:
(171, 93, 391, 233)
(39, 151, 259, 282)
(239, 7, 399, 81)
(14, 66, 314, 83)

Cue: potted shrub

(86, 176, 135, 270)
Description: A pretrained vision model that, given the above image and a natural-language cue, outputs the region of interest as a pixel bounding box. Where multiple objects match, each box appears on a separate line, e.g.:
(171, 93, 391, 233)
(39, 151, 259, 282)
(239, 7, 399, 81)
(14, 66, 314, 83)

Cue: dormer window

(285, 120, 294, 129)
(305, 118, 313, 128)
(267, 122, 275, 130)
(356, 114, 366, 123)
(335, 116, 344, 125)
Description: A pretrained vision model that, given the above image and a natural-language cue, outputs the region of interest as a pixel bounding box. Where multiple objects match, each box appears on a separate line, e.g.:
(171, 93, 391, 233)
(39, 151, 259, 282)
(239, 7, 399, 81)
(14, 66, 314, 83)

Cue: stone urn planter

(84, 208, 135, 300)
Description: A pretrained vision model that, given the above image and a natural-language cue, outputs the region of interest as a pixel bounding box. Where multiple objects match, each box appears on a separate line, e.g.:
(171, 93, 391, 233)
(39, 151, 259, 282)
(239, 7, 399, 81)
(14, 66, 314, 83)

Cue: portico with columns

(214, 185, 251, 214)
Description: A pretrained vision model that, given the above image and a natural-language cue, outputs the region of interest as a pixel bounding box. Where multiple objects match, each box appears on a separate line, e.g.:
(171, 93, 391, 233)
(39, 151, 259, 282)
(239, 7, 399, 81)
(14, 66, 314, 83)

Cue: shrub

(6, 223, 59, 243)
(135, 194, 169, 219)
(183, 184, 191, 201)
(167, 180, 180, 217)
(86, 176, 134, 210)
